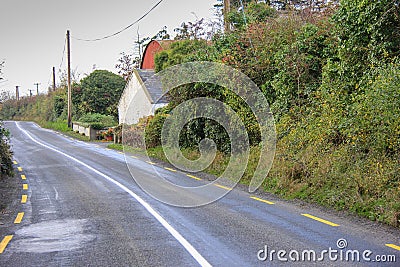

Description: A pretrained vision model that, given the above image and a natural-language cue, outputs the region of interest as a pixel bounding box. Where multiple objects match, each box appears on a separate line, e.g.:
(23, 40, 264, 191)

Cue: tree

(0, 91, 11, 103)
(58, 67, 81, 88)
(151, 25, 170, 40)
(227, 1, 277, 29)
(217, 0, 337, 12)
(115, 52, 137, 81)
(75, 70, 125, 119)
(174, 18, 209, 40)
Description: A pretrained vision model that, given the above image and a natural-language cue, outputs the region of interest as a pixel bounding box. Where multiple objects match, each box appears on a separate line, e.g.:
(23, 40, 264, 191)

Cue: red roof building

(140, 40, 174, 69)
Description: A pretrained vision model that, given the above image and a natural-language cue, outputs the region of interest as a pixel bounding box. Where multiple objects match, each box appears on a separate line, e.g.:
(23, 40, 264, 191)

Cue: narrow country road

(0, 121, 399, 266)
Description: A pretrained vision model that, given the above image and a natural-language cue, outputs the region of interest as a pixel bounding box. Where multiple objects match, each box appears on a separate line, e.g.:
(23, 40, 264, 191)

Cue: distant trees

(0, 69, 125, 123)
(217, 0, 338, 11)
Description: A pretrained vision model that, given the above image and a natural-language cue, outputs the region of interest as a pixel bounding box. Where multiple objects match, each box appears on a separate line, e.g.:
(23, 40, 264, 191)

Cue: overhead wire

(50, 0, 163, 92)
(72, 0, 164, 42)
(46, 70, 53, 91)
(59, 36, 66, 71)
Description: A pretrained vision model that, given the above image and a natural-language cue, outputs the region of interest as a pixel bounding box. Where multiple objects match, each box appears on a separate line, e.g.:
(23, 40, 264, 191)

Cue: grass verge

(107, 143, 146, 155)
(39, 120, 90, 141)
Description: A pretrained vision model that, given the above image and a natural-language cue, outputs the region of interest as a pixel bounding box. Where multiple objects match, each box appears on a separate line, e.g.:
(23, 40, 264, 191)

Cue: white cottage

(118, 69, 168, 125)
(118, 40, 173, 125)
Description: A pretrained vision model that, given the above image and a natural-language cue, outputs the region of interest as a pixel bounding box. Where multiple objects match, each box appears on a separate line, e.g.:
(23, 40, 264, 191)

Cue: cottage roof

(136, 69, 169, 104)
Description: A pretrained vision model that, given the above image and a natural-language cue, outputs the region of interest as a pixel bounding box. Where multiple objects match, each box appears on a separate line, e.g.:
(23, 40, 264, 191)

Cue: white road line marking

(16, 122, 211, 267)
(53, 186, 59, 200)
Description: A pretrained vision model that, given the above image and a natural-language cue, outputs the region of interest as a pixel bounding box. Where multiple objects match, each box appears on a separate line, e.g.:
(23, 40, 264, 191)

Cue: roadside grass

(107, 143, 124, 151)
(107, 143, 146, 155)
(39, 120, 90, 141)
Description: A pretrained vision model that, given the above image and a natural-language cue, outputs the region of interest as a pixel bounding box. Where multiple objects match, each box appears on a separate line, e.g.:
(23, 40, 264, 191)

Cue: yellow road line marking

(214, 184, 232, 190)
(23, 184, 28, 190)
(118, 151, 124, 154)
(250, 196, 275, 205)
(13, 161, 18, 165)
(21, 175, 26, 180)
(14, 212, 24, 224)
(164, 167, 177, 172)
(146, 161, 156, 165)
(186, 174, 202, 180)
(0, 235, 13, 254)
(21, 195, 27, 203)
(131, 155, 138, 159)
(17, 167, 23, 172)
(301, 214, 339, 227)
(386, 244, 400, 251)
(106, 148, 111, 151)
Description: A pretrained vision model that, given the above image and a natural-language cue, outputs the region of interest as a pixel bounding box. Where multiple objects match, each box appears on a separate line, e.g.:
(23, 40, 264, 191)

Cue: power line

(72, 0, 164, 42)
(46, 70, 52, 91)
(59, 36, 66, 71)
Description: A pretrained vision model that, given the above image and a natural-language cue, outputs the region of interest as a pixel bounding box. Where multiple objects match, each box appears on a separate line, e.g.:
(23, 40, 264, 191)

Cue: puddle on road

(11, 219, 95, 253)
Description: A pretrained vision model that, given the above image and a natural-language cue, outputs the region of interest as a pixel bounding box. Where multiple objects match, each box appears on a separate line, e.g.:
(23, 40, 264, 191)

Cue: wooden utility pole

(66, 30, 72, 128)
(34, 83, 40, 95)
(15, 86, 20, 100)
(224, 0, 231, 33)
(52, 67, 56, 92)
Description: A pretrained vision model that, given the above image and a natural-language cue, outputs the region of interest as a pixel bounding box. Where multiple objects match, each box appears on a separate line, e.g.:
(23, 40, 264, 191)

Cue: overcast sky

(0, 0, 217, 97)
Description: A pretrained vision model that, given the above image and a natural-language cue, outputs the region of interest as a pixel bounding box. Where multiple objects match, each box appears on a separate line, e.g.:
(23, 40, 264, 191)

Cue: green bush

(0, 122, 13, 179)
(77, 113, 117, 130)
(347, 61, 400, 155)
(72, 70, 126, 120)
(145, 114, 168, 148)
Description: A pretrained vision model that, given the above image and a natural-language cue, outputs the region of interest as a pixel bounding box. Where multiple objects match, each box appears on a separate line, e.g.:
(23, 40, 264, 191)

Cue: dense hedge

(147, 0, 400, 226)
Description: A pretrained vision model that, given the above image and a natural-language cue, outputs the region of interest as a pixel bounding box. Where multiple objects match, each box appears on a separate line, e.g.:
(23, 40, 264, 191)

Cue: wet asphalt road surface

(0, 121, 399, 266)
